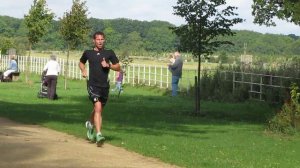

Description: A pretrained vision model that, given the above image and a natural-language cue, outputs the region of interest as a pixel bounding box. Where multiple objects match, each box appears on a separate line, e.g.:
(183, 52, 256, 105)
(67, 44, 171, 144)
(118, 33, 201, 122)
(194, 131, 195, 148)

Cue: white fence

(1, 55, 300, 100)
(0, 55, 196, 92)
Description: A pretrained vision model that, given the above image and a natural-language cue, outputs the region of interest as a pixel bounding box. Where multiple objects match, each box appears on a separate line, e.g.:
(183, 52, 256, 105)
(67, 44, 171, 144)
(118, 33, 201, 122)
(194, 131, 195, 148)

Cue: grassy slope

(0, 74, 299, 168)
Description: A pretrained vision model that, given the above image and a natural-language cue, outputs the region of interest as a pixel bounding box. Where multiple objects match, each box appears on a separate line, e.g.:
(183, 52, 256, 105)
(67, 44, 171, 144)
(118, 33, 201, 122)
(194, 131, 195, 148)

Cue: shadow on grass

(0, 92, 274, 141)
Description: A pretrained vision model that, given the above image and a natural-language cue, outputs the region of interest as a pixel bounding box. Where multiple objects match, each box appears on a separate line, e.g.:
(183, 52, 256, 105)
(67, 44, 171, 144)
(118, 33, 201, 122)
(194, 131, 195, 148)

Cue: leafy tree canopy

(59, 0, 90, 49)
(252, 0, 300, 26)
(24, 0, 54, 45)
(172, 0, 243, 57)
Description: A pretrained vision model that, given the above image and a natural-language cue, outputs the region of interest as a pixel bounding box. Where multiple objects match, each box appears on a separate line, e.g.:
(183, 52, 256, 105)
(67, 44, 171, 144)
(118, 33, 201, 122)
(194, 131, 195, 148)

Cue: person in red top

(79, 31, 120, 146)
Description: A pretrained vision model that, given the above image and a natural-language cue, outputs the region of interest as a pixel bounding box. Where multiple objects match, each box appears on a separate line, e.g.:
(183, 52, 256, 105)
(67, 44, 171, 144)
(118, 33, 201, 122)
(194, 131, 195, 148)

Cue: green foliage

(59, 0, 90, 49)
(172, 0, 243, 58)
(218, 51, 228, 63)
(268, 83, 300, 134)
(24, 0, 54, 46)
(59, 0, 90, 90)
(103, 27, 122, 49)
(0, 16, 23, 37)
(1, 14, 300, 56)
(252, 0, 300, 26)
(0, 37, 14, 54)
(119, 31, 145, 55)
(118, 50, 133, 73)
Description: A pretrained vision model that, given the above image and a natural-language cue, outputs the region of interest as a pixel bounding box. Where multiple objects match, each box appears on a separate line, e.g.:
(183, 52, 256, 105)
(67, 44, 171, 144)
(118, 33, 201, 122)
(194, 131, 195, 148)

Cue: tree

(60, 0, 90, 89)
(172, 0, 243, 115)
(24, 0, 54, 82)
(103, 27, 122, 49)
(252, 0, 300, 26)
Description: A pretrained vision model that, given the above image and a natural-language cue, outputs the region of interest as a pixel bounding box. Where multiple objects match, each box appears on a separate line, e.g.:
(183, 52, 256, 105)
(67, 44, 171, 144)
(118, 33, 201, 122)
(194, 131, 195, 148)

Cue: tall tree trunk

(197, 54, 201, 115)
(64, 44, 70, 90)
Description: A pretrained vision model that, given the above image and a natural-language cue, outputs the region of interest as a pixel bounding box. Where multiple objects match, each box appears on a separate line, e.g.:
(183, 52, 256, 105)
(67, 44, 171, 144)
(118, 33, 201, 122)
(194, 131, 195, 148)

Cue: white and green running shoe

(85, 121, 95, 142)
(96, 133, 105, 147)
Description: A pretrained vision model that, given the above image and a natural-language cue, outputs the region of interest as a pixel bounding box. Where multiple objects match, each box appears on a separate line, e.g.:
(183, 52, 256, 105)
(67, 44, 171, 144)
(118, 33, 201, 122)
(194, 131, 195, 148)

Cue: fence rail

(1, 55, 300, 101)
(0, 55, 196, 91)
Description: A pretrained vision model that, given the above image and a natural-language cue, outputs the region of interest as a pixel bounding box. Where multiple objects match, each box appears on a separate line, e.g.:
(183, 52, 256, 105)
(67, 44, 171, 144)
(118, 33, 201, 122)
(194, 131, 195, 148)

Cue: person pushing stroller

(42, 55, 60, 100)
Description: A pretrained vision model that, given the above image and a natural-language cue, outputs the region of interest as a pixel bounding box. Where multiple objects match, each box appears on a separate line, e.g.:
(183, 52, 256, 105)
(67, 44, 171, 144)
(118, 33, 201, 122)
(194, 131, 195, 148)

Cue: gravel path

(0, 117, 179, 168)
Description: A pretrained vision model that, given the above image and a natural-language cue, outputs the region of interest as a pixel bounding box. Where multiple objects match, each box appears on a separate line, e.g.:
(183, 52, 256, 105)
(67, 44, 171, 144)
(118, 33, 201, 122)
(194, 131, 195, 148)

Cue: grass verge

(0, 74, 299, 168)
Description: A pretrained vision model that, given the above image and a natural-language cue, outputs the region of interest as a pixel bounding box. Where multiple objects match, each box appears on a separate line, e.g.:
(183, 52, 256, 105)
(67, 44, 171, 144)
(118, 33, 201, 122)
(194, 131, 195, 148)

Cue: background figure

(168, 51, 183, 96)
(112, 70, 124, 93)
(2, 55, 18, 80)
(43, 55, 60, 100)
(169, 53, 175, 65)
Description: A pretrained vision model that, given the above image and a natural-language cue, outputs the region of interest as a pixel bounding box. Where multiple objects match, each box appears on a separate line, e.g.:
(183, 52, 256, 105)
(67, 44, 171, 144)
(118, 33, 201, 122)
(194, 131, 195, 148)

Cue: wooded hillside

(0, 15, 299, 57)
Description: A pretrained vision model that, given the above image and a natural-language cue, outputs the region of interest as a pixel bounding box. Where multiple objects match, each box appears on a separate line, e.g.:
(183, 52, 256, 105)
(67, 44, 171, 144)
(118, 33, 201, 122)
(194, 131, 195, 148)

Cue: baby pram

(37, 72, 48, 98)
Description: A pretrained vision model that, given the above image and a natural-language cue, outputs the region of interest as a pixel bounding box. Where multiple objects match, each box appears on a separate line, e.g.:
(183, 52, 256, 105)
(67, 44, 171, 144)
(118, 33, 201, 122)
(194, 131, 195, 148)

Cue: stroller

(37, 72, 48, 98)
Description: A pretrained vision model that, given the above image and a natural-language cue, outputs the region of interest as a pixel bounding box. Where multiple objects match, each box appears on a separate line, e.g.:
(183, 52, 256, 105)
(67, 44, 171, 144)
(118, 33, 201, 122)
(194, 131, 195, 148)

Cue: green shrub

(268, 83, 300, 134)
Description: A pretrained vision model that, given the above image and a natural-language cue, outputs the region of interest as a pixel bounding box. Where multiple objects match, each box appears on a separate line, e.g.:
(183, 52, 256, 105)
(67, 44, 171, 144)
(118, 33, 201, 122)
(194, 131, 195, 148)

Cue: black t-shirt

(80, 49, 119, 87)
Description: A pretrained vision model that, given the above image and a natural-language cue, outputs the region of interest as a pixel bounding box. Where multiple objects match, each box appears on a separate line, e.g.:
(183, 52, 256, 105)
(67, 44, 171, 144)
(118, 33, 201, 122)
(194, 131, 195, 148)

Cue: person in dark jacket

(168, 51, 183, 96)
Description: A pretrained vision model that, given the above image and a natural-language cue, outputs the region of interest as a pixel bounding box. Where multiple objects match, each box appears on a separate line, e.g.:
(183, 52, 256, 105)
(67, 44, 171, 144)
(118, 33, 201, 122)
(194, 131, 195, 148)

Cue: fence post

(132, 64, 135, 86)
(260, 76, 263, 101)
(167, 69, 169, 88)
(232, 71, 235, 92)
(138, 64, 140, 84)
(143, 64, 146, 84)
(127, 65, 130, 84)
(250, 73, 253, 99)
(160, 65, 163, 88)
(72, 60, 75, 79)
(149, 65, 151, 86)
(155, 65, 157, 85)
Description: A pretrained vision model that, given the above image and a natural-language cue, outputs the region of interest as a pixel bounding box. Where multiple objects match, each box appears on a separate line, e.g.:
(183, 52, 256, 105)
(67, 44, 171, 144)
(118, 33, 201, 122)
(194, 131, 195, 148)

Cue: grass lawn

(0, 74, 300, 168)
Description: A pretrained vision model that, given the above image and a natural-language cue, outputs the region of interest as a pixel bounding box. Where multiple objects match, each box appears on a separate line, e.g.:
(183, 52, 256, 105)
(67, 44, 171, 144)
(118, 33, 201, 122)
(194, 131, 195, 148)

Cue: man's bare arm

(79, 62, 87, 78)
(110, 63, 120, 71)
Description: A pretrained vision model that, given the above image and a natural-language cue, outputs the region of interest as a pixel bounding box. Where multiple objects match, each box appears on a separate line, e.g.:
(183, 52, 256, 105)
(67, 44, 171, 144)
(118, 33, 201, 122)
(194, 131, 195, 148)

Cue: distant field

(26, 50, 220, 70)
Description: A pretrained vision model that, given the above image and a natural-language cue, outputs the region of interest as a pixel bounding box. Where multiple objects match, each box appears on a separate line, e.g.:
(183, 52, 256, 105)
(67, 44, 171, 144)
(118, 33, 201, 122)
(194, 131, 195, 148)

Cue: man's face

(93, 34, 105, 50)
(174, 52, 180, 58)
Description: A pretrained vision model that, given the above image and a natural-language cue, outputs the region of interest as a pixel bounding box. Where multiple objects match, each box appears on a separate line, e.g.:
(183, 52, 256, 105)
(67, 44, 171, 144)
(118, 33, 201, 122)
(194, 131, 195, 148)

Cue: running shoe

(85, 121, 95, 142)
(96, 133, 105, 147)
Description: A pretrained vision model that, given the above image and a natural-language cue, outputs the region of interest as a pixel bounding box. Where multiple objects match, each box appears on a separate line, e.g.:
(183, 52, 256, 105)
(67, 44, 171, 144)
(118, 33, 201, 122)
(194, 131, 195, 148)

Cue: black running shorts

(87, 85, 109, 106)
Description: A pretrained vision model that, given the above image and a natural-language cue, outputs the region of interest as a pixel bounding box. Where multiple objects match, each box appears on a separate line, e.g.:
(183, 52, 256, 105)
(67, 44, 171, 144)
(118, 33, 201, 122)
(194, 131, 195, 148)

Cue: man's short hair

(50, 55, 57, 60)
(174, 51, 181, 58)
(93, 31, 106, 39)
(10, 55, 15, 60)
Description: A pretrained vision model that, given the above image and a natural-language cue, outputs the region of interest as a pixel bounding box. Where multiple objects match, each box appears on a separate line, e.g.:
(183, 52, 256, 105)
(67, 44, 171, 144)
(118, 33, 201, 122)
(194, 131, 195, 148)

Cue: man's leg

(94, 101, 105, 146)
(3, 70, 15, 78)
(51, 76, 57, 99)
(93, 101, 103, 134)
(172, 76, 179, 96)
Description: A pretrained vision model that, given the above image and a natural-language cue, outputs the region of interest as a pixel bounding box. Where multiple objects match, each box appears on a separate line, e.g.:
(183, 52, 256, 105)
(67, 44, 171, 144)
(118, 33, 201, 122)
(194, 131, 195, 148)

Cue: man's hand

(101, 58, 110, 68)
(82, 69, 87, 78)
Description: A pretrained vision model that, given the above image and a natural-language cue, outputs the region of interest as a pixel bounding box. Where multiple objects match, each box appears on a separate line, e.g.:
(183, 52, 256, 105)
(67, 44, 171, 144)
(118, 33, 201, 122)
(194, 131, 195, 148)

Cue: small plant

(268, 83, 300, 134)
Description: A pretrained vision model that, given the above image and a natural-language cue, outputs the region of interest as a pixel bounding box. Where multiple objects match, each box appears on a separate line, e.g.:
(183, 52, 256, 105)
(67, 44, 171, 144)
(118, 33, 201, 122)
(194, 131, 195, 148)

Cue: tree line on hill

(0, 15, 299, 57)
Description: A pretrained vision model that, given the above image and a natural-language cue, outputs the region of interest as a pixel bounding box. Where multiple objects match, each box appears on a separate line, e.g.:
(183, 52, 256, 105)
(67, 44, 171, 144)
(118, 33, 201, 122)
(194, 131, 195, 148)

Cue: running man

(79, 31, 120, 146)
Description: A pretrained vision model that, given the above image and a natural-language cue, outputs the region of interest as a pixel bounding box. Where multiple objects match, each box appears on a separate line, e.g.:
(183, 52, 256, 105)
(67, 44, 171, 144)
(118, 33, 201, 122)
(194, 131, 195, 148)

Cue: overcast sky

(0, 0, 299, 35)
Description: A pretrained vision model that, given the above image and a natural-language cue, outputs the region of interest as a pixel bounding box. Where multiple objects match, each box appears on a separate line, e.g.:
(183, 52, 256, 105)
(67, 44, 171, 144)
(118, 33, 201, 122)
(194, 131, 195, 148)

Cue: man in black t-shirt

(79, 31, 120, 146)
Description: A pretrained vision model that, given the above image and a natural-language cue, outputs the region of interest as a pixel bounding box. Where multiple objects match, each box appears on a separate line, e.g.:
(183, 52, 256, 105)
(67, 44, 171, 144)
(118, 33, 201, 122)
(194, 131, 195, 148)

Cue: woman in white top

(43, 55, 60, 100)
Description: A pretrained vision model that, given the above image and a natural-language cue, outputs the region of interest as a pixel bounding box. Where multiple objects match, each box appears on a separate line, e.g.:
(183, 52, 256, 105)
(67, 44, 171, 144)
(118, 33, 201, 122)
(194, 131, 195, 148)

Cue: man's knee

(94, 101, 102, 111)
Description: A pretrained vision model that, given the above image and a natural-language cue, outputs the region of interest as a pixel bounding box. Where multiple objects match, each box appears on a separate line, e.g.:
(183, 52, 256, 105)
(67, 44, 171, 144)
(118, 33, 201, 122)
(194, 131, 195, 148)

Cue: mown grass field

(0, 74, 300, 168)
